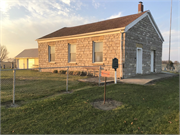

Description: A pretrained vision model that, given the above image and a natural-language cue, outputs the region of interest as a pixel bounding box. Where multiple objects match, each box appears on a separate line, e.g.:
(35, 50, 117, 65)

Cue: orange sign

(101, 70, 110, 77)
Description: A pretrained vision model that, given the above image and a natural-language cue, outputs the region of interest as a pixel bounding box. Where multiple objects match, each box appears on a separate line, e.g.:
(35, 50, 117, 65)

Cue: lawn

(1, 70, 179, 134)
(1, 70, 90, 103)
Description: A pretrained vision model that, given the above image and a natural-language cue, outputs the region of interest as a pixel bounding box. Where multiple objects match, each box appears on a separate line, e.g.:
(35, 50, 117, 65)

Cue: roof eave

(15, 57, 39, 59)
(36, 27, 125, 43)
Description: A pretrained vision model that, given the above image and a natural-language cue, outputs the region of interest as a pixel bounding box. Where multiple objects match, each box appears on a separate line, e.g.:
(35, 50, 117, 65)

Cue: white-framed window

(48, 46, 55, 62)
(68, 44, 76, 62)
(93, 41, 103, 63)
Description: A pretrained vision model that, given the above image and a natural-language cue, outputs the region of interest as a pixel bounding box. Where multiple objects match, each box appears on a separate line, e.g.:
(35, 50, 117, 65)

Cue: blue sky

(0, 0, 179, 61)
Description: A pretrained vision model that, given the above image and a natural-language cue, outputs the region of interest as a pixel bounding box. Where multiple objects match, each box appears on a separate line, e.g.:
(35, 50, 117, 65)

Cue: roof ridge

(24, 48, 38, 50)
(38, 10, 148, 39)
(65, 11, 147, 29)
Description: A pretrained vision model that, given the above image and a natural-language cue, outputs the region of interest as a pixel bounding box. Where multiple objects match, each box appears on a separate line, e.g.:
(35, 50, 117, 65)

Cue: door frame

(136, 47, 143, 74)
(151, 50, 154, 72)
(27, 59, 29, 69)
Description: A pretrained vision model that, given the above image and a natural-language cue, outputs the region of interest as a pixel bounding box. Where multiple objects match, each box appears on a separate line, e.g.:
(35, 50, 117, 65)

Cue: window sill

(92, 62, 104, 65)
(68, 62, 77, 65)
(49, 62, 56, 64)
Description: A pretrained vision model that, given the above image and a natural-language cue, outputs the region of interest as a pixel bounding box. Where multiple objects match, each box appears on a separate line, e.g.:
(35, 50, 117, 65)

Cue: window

(48, 46, 55, 62)
(68, 44, 76, 62)
(93, 42, 103, 62)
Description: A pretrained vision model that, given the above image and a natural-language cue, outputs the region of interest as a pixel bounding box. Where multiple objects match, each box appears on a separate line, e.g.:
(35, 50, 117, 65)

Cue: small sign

(136, 43, 143, 48)
(101, 70, 110, 77)
(112, 58, 118, 71)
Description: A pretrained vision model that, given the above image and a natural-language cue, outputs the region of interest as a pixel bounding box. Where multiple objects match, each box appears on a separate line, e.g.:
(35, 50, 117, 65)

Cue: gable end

(125, 11, 164, 42)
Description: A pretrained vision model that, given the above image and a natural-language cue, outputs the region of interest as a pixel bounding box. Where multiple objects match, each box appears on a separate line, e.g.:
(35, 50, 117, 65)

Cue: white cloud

(60, 0, 71, 5)
(107, 12, 122, 19)
(2, 15, 97, 58)
(1, 0, 98, 58)
(92, 0, 100, 9)
(0, 0, 8, 13)
(2, 0, 75, 18)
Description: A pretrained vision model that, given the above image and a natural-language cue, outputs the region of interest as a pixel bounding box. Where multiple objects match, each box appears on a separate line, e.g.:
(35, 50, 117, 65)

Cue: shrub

(73, 71, 81, 75)
(69, 71, 74, 75)
(87, 72, 93, 76)
(52, 70, 58, 73)
(59, 70, 66, 74)
(80, 71, 87, 76)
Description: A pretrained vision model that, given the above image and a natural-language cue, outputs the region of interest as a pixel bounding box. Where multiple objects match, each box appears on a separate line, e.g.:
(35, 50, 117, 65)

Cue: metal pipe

(13, 69, 16, 105)
(66, 67, 69, 92)
(168, 0, 173, 66)
(1, 65, 123, 71)
(103, 77, 106, 104)
(99, 66, 101, 86)
(121, 31, 125, 79)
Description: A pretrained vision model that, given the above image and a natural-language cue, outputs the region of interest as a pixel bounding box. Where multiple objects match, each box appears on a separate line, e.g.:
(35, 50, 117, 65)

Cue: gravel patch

(91, 98, 123, 111)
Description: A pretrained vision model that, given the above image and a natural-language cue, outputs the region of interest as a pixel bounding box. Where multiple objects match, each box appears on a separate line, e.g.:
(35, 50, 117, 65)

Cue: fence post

(13, 69, 16, 105)
(99, 66, 101, 86)
(11, 62, 13, 69)
(39, 67, 41, 72)
(66, 67, 69, 92)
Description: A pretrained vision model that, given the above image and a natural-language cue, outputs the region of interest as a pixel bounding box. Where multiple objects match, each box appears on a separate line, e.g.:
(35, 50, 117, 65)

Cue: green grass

(163, 70, 179, 74)
(1, 70, 90, 103)
(1, 70, 179, 134)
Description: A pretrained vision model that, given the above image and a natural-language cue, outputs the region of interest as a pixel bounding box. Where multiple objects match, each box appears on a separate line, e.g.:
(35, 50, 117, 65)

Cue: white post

(99, 66, 101, 86)
(66, 67, 69, 92)
(114, 70, 117, 84)
(13, 69, 16, 105)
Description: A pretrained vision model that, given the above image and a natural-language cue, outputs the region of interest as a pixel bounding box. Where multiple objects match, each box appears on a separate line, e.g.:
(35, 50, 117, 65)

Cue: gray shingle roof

(15, 48, 38, 58)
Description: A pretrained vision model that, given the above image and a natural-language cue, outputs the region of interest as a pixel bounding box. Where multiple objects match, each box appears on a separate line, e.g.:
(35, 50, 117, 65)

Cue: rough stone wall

(38, 33, 122, 78)
(124, 16, 163, 78)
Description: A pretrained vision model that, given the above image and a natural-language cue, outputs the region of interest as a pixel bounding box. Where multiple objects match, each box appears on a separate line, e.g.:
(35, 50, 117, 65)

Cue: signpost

(112, 58, 118, 84)
(101, 70, 110, 104)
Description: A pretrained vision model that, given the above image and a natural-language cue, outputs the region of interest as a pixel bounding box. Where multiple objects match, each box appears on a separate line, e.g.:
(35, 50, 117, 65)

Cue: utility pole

(168, 0, 172, 69)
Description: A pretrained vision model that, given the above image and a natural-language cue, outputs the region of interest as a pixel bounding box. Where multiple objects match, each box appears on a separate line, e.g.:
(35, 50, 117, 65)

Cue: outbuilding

(15, 48, 39, 69)
(36, 2, 164, 78)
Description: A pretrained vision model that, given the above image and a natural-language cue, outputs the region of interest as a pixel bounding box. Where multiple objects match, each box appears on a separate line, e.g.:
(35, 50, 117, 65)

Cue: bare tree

(0, 45, 9, 61)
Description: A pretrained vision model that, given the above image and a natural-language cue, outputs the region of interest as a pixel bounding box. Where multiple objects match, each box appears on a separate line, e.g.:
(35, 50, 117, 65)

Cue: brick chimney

(138, 1, 144, 13)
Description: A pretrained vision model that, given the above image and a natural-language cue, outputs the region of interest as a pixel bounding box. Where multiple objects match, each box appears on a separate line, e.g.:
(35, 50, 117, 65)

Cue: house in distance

(36, 2, 164, 78)
(15, 48, 39, 69)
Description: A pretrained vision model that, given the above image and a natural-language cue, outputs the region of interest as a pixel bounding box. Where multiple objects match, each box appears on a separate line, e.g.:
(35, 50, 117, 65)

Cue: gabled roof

(125, 11, 164, 41)
(37, 10, 164, 42)
(38, 11, 147, 39)
(15, 48, 38, 58)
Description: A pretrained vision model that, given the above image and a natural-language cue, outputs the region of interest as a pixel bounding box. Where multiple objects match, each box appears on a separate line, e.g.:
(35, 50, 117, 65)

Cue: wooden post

(103, 77, 106, 104)
(101, 70, 110, 104)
